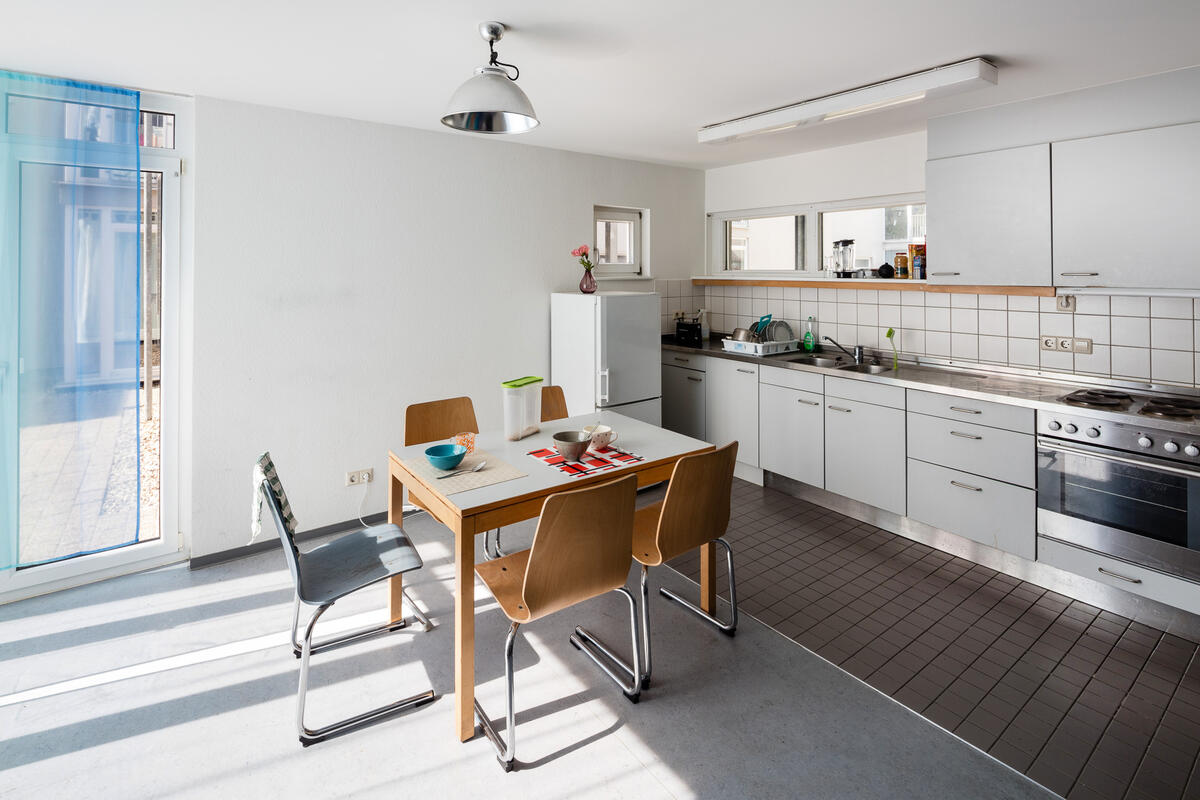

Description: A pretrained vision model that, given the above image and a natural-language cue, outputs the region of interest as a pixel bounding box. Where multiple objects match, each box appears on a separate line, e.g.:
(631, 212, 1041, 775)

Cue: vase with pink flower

(572, 244, 596, 294)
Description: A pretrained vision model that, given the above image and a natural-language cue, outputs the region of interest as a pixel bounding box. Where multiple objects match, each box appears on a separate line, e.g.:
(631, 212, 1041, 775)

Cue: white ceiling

(3, 1, 1199, 168)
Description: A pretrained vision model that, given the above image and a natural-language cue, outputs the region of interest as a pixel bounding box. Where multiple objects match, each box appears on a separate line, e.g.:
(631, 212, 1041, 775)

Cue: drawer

(1038, 537, 1200, 617)
(907, 459, 1035, 560)
(661, 351, 707, 371)
(907, 413, 1035, 488)
(760, 364, 823, 393)
(825, 375, 905, 409)
(907, 389, 1034, 433)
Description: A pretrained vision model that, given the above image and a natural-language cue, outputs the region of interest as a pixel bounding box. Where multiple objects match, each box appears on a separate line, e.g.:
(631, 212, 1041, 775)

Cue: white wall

(705, 131, 926, 213)
(191, 98, 703, 558)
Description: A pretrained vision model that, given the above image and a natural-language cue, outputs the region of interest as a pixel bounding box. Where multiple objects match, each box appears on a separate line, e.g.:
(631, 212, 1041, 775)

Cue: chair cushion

(474, 549, 533, 623)
(297, 524, 424, 605)
(632, 502, 664, 566)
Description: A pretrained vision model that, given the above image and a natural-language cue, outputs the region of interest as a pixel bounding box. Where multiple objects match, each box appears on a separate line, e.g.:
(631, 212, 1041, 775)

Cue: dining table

(386, 410, 715, 742)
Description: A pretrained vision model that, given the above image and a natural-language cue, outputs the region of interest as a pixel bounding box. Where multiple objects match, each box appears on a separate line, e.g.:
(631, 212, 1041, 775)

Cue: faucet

(823, 336, 864, 364)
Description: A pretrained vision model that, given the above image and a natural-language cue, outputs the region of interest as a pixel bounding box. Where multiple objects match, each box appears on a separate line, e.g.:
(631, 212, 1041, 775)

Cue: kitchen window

(725, 215, 805, 271)
(820, 202, 926, 271)
(593, 206, 642, 276)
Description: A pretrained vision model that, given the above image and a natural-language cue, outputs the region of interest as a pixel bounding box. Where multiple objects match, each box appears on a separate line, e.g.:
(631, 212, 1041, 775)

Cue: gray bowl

(553, 430, 591, 461)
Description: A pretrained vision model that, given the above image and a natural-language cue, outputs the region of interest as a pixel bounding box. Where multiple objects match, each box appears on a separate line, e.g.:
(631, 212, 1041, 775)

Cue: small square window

(593, 207, 642, 276)
(139, 110, 175, 149)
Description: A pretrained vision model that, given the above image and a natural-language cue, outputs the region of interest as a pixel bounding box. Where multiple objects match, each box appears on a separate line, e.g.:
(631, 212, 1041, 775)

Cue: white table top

(390, 411, 712, 515)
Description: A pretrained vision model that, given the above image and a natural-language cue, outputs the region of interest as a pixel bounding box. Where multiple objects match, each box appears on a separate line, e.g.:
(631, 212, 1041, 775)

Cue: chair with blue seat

(256, 452, 436, 746)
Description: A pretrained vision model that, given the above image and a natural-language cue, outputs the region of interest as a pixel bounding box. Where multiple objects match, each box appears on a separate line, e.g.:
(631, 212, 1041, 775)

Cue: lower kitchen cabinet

(661, 363, 706, 440)
(706, 358, 759, 466)
(824, 395, 905, 515)
(907, 459, 1036, 560)
(759, 382, 823, 487)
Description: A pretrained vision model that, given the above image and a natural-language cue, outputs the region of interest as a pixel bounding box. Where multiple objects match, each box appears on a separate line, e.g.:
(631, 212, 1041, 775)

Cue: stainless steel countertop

(662, 336, 1200, 437)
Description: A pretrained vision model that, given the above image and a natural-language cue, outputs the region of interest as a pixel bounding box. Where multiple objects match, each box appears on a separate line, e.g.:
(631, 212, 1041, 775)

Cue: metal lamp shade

(441, 66, 539, 134)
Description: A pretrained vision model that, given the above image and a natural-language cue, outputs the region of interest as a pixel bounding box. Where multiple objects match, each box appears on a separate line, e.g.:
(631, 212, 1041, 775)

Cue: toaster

(675, 320, 703, 347)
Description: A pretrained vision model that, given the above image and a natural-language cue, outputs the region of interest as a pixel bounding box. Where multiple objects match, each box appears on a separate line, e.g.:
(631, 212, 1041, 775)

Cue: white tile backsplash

(699, 284, 1200, 389)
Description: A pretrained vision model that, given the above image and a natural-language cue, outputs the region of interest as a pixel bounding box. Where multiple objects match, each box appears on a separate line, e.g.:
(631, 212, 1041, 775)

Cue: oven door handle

(1037, 437, 1200, 479)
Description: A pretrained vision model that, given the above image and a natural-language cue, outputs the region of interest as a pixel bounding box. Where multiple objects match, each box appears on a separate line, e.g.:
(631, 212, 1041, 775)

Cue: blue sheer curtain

(0, 71, 141, 570)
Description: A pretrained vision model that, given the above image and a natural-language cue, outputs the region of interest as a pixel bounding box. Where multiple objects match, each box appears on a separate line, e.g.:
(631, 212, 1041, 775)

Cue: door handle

(951, 431, 982, 440)
(686, 376, 702, 383)
(1098, 566, 1142, 584)
(949, 406, 981, 414)
(950, 480, 982, 492)
(828, 405, 852, 413)
(599, 368, 610, 403)
(674, 357, 690, 363)
(1060, 272, 1100, 277)
(798, 398, 820, 406)
(931, 272, 960, 276)
(736, 368, 755, 374)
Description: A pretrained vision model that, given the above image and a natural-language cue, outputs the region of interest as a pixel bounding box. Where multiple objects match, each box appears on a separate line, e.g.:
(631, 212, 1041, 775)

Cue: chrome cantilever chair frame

(262, 483, 436, 746)
(569, 587, 643, 701)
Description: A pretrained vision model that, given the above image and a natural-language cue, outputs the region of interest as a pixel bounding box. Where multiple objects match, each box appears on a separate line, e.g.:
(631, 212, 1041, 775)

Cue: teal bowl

(425, 443, 467, 470)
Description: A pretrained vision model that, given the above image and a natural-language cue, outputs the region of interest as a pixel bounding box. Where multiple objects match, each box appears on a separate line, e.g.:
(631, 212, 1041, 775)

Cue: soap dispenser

(803, 316, 816, 352)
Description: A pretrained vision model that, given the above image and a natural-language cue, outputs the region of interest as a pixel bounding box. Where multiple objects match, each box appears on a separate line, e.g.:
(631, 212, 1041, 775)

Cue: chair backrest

(520, 475, 637, 621)
(653, 441, 739, 562)
(404, 396, 479, 446)
(541, 385, 569, 422)
(260, 472, 303, 590)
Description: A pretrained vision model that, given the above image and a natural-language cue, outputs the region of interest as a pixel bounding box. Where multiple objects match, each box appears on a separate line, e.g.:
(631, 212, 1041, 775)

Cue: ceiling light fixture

(441, 21, 539, 135)
(698, 58, 997, 144)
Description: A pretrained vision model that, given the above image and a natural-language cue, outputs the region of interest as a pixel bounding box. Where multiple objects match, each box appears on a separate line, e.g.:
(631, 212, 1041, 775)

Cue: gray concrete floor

(0, 506, 1054, 799)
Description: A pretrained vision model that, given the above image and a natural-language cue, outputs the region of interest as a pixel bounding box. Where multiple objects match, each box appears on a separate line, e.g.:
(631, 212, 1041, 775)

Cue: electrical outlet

(1042, 336, 1093, 353)
(1072, 337, 1093, 354)
(1057, 338, 1073, 351)
(1041, 336, 1058, 351)
(345, 468, 374, 487)
(1056, 295, 1077, 312)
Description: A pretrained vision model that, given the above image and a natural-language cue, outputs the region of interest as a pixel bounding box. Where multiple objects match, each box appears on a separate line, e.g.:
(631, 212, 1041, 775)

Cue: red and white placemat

(526, 445, 645, 477)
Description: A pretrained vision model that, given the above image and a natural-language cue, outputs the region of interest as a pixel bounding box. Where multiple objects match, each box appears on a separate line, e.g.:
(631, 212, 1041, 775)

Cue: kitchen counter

(662, 335, 1200, 436)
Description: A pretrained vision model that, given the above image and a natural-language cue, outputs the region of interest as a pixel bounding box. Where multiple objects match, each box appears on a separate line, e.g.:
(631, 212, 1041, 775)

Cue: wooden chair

(601, 441, 739, 690)
(472, 475, 639, 772)
(540, 385, 569, 422)
(404, 396, 478, 447)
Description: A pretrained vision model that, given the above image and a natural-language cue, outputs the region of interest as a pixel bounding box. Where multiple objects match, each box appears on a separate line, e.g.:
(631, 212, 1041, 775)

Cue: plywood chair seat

(632, 502, 665, 566)
(473, 549, 533, 623)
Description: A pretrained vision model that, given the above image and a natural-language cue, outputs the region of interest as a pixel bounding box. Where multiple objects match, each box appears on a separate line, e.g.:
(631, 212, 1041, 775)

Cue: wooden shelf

(690, 277, 1054, 297)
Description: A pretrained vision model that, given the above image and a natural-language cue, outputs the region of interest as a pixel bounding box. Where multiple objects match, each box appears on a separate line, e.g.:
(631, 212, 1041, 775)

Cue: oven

(1037, 435, 1200, 583)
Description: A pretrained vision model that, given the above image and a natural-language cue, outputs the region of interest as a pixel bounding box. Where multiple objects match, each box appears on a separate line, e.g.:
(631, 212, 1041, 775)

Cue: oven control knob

(1165, 441, 1180, 454)
(1047, 420, 1062, 431)
(1186, 444, 1199, 457)
(1138, 436, 1154, 448)
(1086, 427, 1101, 438)
(1064, 423, 1078, 434)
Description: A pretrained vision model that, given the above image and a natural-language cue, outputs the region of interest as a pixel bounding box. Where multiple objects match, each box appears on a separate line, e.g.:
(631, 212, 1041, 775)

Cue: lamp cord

(488, 42, 520, 81)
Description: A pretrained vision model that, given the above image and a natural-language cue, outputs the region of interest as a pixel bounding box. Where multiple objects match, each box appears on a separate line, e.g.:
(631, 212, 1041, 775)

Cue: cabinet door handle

(828, 405, 852, 413)
(950, 480, 982, 492)
(951, 431, 982, 440)
(931, 272, 960, 276)
(1061, 272, 1100, 277)
(686, 376, 702, 383)
(1098, 566, 1142, 584)
(736, 368, 755, 374)
(798, 398, 820, 406)
(949, 406, 981, 415)
(673, 357, 690, 363)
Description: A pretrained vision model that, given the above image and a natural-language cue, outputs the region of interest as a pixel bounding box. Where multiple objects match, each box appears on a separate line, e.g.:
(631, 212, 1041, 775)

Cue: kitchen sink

(777, 354, 845, 368)
(837, 363, 894, 374)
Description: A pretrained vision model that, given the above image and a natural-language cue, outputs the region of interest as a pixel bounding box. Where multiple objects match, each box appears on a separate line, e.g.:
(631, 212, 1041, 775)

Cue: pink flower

(578, 244, 588, 256)
(570, 247, 582, 257)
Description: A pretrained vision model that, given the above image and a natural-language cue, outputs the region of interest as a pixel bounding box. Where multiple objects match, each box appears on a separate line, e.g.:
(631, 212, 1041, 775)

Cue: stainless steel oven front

(1037, 436, 1200, 583)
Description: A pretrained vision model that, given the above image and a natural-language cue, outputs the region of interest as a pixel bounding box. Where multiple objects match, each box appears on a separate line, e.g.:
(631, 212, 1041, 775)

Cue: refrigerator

(550, 292, 662, 425)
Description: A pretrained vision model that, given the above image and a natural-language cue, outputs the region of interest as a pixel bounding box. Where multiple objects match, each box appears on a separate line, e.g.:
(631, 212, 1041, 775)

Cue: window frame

(592, 206, 644, 277)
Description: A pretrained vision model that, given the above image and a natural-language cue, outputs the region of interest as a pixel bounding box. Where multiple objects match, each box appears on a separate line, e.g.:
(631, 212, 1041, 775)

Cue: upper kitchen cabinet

(925, 144, 1052, 286)
(1052, 122, 1200, 289)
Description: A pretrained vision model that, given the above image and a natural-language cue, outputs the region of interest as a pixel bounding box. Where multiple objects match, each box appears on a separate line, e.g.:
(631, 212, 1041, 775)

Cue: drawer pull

(950, 480, 982, 492)
(949, 406, 981, 415)
(673, 357, 690, 363)
(1098, 566, 1142, 584)
(1061, 272, 1100, 277)
(950, 431, 983, 440)
(798, 398, 820, 406)
(931, 271, 960, 276)
(686, 376, 702, 383)
(736, 368, 755, 374)
(828, 405, 852, 413)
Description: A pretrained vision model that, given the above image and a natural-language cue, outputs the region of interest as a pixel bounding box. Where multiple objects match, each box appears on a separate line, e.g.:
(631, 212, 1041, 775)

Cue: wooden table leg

(700, 541, 717, 615)
(455, 515, 477, 742)
(387, 470, 404, 623)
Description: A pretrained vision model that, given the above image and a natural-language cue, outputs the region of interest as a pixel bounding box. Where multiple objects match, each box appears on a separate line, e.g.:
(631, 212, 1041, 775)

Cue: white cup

(584, 424, 618, 449)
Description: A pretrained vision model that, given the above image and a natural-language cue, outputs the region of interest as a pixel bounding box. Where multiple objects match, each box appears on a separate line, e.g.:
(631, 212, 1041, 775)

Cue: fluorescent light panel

(698, 58, 997, 144)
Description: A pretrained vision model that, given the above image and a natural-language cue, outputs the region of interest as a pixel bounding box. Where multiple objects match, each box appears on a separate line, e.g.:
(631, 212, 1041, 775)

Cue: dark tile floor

(669, 479, 1200, 800)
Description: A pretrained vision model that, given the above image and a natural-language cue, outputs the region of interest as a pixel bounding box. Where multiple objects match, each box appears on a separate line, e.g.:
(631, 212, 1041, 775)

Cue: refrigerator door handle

(598, 369, 610, 404)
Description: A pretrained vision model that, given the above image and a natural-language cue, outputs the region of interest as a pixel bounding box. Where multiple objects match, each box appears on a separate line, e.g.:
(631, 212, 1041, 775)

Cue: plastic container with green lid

(502, 376, 544, 441)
